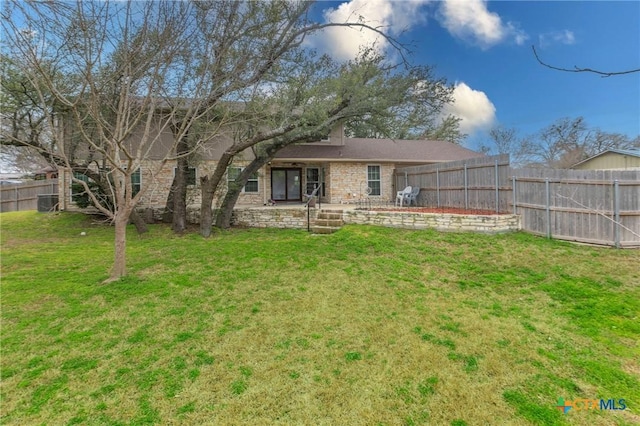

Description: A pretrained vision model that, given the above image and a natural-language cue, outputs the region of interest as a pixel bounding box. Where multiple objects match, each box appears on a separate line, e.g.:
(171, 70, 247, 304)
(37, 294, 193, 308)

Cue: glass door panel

(271, 169, 301, 201)
(286, 171, 300, 201)
(272, 170, 286, 200)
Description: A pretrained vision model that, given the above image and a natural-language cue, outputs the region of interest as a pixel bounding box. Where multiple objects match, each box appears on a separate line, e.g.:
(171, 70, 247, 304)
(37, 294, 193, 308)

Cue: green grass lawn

(1, 211, 639, 426)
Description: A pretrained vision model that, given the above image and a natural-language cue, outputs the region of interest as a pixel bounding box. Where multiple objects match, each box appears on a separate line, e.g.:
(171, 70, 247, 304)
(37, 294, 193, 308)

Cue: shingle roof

(274, 138, 482, 163)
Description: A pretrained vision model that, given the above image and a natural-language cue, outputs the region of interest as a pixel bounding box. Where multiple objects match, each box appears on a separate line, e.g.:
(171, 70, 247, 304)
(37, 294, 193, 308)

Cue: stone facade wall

(327, 162, 395, 204)
(136, 160, 266, 208)
(343, 210, 521, 233)
(59, 160, 402, 211)
(58, 160, 267, 211)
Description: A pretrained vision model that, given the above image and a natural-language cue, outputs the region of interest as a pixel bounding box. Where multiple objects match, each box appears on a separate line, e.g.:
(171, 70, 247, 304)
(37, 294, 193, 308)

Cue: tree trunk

(162, 176, 177, 223)
(106, 211, 129, 283)
(172, 138, 189, 233)
(129, 210, 148, 234)
(199, 152, 234, 237)
(215, 183, 243, 229)
(200, 175, 216, 238)
(215, 156, 268, 229)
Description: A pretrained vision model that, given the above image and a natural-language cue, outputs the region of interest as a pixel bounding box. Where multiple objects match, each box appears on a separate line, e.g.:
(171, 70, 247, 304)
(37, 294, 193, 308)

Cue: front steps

(311, 209, 344, 234)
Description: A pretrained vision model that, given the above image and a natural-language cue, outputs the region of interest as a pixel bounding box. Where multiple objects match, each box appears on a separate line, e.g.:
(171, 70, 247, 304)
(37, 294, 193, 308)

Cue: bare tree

(2, 0, 409, 279)
(2, 1, 236, 281)
(483, 118, 639, 169)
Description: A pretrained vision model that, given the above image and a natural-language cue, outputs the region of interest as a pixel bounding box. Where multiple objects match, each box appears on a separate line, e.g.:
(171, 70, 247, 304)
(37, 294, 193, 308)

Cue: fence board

(0, 180, 59, 212)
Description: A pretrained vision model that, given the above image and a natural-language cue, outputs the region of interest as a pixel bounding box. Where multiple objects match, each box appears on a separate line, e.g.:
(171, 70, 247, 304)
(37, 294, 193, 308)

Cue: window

(174, 167, 197, 186)
(306, 167, 325, 196)
(228, 167, 259, 193)
(367, 165, 381, 196)
(130, 168, 141, 195)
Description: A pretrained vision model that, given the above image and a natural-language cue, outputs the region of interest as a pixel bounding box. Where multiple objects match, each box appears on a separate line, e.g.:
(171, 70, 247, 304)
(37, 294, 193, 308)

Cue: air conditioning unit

(37, 194, 59, 212)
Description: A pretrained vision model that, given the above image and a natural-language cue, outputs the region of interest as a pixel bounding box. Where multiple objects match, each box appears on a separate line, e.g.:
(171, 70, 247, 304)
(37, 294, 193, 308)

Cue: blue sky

(310, 0, 640, 150)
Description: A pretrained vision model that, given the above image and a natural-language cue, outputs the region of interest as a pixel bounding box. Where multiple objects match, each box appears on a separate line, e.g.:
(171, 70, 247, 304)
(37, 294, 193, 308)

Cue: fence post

(404, 171, 408, 189)
(436, 167, 440, 208)
(15, 186, 19, 211)
(512, 176, 516, 215)
(494, 159, 499, 212)
(614, 179, 620, 249)
(545, 178, 551, 239)
(464, 163, 468, 210)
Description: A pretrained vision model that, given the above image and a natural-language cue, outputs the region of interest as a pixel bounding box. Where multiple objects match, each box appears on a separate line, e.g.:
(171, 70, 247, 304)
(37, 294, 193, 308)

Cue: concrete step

(314, 218, 344, 227)
(312, 209, 344, 234)
(311, 225, 342, 234)
(317, 213, 343, 220)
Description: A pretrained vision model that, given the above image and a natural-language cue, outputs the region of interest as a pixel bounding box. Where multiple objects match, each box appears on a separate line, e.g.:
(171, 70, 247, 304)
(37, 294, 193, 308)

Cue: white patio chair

(405, 187, 420, 206)
(395, 186, 412, 207)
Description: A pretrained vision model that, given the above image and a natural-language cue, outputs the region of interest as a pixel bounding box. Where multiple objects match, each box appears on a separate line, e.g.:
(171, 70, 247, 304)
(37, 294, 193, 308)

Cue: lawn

(1, 211, 638, 426)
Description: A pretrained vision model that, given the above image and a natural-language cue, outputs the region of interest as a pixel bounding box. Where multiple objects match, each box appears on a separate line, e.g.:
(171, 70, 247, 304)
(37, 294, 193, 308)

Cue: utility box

(37, 194, 59, 212)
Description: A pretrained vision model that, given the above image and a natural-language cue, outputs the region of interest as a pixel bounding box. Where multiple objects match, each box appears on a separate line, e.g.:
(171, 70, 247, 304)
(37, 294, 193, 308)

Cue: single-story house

(57, 123, 483, 211)
(571, 148, 640, 170)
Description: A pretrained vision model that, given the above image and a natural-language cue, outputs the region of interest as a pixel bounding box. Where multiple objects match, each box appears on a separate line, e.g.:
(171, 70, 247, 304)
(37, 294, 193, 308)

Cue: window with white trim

(228, 167, 259, 193)
(306, 167, 325, 196)
(367, 165, 381, 196)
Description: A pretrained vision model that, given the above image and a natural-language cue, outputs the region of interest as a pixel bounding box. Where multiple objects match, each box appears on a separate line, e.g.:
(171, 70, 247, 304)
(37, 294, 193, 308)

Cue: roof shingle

(274, 138, 482, 163)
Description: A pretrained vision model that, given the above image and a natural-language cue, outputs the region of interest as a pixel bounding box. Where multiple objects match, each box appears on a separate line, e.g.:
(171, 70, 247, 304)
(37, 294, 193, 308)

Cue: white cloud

(538, 30, 576, 48)
(438, 0, 528, 49)
(315, 0, 431, 61)
(442, 82, 496, 135)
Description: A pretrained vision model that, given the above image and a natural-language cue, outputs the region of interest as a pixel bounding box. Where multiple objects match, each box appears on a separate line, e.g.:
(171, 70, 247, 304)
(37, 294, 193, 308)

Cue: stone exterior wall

(136, 160, 266, 208)
(343, 210, 521, 233)
(58, 160, 402, 211)
(58, 160, 268, 211)
(327, 162, 395, 204)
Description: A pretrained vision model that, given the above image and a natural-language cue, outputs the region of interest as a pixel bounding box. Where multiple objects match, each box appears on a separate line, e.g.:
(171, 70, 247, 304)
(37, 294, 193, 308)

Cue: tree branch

(532, 45, 640, 77)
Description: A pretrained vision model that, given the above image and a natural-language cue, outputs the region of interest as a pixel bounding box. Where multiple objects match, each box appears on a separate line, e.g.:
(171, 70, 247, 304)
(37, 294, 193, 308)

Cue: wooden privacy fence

(395, 154, 512, 212)
(512, 169, 640, 248)
(0, 179, 59, 213)
(395, 156, 640, 247)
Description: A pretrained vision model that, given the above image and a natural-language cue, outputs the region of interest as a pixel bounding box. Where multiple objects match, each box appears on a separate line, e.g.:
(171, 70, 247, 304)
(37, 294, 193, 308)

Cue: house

(34, 166, 58, 181)
(57, 123, 483, 212)
(571, 148, 640, 170)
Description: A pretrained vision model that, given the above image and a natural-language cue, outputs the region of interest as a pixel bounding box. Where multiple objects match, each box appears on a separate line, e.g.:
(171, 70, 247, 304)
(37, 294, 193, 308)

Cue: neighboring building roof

(274, 138, 482, 163)
(36, 166, 58, 173)
(571, 148, 640, 168)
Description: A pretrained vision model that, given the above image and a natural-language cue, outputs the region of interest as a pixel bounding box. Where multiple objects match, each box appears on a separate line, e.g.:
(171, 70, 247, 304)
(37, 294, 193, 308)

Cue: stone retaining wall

(344, 210, 520, 233)
(231, 207, 318, 229)
(142, 206, 521, 233)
